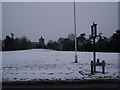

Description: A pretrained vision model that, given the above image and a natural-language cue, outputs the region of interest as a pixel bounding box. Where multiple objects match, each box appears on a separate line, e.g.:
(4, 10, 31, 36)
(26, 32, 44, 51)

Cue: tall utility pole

(73, 0, 78, 63)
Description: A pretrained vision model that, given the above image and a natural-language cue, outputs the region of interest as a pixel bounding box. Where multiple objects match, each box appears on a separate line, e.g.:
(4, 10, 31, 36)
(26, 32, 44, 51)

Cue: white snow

(2, 49, 119, 81)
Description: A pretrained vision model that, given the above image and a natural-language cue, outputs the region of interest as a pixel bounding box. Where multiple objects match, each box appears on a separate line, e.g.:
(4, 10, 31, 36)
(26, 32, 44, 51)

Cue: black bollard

(97, 59, 99, 63)
(102, 60, 106, 74)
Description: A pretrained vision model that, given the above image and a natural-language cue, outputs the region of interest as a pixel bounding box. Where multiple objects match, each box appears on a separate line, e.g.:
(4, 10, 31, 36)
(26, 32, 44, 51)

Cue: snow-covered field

(2, 49, 119, 81)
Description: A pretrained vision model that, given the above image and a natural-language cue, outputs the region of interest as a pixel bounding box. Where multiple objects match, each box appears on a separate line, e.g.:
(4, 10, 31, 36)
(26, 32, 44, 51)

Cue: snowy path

(2, 49, 119, 81)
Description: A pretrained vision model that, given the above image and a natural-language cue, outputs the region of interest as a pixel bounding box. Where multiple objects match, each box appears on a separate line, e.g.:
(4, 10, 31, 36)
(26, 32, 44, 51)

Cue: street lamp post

(73, 0, 78, 63)
(91, 22, 97, 72)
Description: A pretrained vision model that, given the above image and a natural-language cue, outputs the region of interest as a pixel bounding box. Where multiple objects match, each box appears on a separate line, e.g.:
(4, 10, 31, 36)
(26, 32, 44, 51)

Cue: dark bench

(91, 59, 106, 74)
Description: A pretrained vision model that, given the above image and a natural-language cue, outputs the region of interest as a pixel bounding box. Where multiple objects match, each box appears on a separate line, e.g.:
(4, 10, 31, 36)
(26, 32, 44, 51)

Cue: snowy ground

(2, 49, 119, 82)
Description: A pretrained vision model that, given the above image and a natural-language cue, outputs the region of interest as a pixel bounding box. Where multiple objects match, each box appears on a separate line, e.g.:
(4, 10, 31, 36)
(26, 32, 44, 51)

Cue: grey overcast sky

(2, 2, 118, 43)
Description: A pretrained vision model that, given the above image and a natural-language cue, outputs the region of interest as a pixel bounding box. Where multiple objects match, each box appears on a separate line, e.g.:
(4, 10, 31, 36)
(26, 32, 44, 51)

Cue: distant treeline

(2, 33, 31, 51)
(46, 30, 120, 52)
(2, 30, 120, 52)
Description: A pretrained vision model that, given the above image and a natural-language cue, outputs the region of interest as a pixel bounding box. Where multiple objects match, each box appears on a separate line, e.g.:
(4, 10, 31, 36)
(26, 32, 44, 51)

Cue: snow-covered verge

(2, 49, 119, 82)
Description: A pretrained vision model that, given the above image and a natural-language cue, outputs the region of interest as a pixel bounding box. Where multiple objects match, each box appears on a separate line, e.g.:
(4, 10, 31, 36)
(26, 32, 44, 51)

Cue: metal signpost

(91, 22, 97, 72)
(91, 22, 106, 74)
